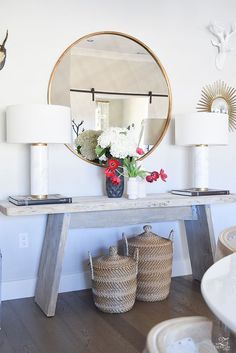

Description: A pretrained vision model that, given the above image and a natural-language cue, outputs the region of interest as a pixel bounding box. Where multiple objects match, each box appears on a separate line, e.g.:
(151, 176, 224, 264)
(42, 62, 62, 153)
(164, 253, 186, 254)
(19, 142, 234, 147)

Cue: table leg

(35, 213, 71, 317)
(184, 205, 216, 281)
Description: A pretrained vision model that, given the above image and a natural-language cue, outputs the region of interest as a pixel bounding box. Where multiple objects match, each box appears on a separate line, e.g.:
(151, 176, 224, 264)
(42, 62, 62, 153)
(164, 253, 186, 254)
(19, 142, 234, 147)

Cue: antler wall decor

(0, 30, 8, 70)
(207, 22, 236, 70)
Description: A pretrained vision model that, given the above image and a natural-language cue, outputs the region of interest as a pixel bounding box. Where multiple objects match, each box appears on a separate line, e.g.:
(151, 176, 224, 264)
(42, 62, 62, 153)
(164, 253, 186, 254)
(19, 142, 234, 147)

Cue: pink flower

(146, 169, 167, 183)
(111, 175, 121, 185)
(146, 175, 154, 183)
(136, 147, 145, 155)
(151, 171, 159, 181)
(160, 169, 167, 182)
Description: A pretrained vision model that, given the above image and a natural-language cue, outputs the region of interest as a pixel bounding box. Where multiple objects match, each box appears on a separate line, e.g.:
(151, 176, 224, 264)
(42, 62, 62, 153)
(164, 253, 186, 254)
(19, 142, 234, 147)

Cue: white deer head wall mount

(208, 22, 236, 70)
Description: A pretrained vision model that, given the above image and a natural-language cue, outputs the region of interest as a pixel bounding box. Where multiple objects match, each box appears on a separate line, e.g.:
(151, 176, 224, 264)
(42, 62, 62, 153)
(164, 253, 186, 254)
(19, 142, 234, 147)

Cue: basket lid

(93, 246, 135, 269)
(128, 225, 171, 246)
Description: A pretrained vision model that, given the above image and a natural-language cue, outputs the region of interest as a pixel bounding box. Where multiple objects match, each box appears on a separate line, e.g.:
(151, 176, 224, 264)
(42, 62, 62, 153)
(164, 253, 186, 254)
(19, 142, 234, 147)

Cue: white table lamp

(6, 104, 72, 198)
(175, 112, 228, 190)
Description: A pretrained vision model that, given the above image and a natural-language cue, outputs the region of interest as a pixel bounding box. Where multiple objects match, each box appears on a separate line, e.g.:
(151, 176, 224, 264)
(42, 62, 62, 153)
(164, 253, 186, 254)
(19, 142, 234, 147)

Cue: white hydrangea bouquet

(95, 127, 138, 161)
(95, 126, 167, 187)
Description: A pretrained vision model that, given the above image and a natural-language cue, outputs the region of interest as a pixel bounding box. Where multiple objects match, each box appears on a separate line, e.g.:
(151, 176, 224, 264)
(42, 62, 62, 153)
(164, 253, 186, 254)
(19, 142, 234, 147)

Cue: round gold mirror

(48, 31, 172, 166)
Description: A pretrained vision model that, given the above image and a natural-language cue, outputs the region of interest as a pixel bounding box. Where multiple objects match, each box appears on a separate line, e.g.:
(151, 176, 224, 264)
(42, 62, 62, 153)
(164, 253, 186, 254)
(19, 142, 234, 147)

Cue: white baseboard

(2, 259, 191, 301)
(2, 271, 91, 301)
(2, 278, 37, 301)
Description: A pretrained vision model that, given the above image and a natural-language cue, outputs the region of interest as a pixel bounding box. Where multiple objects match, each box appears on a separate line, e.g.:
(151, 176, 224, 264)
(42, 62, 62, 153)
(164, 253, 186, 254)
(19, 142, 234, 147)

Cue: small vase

(127, 177, 139, 200)
(106, 169, 124, 198)
(138, 179, 146, 198)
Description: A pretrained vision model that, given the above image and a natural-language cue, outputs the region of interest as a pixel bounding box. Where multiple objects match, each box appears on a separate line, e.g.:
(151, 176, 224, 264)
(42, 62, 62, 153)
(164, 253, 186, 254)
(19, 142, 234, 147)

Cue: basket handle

(122, 232, 129, 256)
(122, 233, 139, 274)
(133, 248, 139, 275)
(88, 251, 94, 280)
(168, 229, 174, 241)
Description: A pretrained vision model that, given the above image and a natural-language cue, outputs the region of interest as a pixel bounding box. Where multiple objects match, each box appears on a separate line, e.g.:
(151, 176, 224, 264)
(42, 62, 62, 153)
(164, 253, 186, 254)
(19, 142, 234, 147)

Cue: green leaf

(137, 171, 147, 179)
(95, 145, 107, 158)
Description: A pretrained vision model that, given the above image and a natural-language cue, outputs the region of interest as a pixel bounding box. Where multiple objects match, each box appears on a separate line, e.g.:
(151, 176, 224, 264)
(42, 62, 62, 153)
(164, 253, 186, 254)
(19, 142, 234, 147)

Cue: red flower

(151, 171, 159, 181)
(108, 159, 119, 170)
(160, 169, 167, 182)
(104, 168, 115, 178)
(136, 147, 144, 155)
(111, 175, 121, 185)
(146, 175, 154, 183)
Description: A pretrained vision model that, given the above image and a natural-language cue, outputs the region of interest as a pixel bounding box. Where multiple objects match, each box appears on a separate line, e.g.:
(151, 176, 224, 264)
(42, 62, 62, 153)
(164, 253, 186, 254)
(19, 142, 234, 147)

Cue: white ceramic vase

(138, 179, 146, 198)
(127, 177, 139, 199)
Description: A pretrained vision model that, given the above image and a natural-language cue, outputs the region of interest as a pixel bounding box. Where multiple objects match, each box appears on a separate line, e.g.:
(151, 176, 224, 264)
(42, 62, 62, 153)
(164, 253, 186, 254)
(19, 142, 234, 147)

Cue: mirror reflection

(211, 97, 229, 114)
(48, 32, 172, 165)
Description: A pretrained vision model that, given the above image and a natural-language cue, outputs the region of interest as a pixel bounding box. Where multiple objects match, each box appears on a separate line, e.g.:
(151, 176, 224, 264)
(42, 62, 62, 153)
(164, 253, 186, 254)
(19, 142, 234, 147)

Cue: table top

(1, 193, 236, 217)
(201, 253, 236, 334)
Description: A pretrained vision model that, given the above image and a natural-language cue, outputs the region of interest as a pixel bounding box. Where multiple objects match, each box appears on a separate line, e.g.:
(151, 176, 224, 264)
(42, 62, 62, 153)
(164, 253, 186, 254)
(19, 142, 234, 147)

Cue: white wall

(1, 0, 236, 300)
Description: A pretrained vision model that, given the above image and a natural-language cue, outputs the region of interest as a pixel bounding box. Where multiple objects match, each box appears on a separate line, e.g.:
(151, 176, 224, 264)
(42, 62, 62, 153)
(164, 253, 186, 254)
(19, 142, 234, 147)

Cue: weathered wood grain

(0, 193, 236, 217)
(35, 213, 71, 317)
(70, 206, 196, 229)
(184, 205, 215, 281)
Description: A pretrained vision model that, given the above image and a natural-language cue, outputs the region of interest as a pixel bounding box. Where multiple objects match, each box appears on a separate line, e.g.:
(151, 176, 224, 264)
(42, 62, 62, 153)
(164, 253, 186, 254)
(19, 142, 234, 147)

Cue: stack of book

(8, 194, 72, 206)
(171, 188, 230, 196)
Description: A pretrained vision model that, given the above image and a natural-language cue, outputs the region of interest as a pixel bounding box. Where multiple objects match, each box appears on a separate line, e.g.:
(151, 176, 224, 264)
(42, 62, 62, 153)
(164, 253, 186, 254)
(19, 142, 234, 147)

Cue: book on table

(170, 188, 230, 196)
(8, 194, 72, 206)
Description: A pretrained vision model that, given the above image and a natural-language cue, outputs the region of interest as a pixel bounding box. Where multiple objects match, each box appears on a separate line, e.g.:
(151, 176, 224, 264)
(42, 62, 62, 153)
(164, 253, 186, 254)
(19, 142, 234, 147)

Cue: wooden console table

(1, 193, 236, 317)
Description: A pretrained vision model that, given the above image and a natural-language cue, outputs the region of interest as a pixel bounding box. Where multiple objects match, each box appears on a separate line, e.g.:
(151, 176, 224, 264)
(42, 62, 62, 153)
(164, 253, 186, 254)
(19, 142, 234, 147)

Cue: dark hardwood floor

(0, 276, 235, 353)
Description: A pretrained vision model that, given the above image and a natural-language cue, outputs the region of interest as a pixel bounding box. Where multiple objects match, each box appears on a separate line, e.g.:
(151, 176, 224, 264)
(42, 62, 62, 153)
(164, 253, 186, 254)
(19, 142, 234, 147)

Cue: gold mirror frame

(197, 80, 236, 131)
(48, 31, 172, 166)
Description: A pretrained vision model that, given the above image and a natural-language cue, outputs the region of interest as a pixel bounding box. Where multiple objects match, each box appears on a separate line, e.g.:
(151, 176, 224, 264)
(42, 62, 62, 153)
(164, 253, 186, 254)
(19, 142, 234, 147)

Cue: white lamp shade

(6, 104, 72, 144)
(175, 112, 228, 146)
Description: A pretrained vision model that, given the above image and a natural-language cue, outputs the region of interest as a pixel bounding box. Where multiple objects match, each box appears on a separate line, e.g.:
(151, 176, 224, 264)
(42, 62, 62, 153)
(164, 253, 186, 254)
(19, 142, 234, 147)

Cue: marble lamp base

(30, 144, 48, 199)
(193, 145, 209, 190)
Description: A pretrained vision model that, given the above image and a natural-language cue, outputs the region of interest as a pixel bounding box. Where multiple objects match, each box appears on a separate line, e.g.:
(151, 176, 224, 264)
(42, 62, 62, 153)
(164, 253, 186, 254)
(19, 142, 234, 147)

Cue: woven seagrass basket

(127, 225, 173, 302)
(89, 246, 138, 313)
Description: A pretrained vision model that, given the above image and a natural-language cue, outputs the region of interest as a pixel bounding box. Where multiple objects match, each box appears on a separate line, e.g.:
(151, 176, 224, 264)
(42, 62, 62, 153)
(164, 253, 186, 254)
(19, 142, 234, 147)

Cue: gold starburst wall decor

(196, 80, 236, 131)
